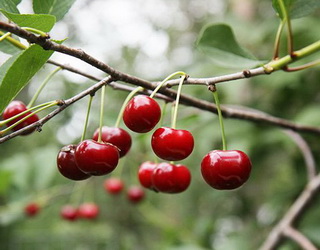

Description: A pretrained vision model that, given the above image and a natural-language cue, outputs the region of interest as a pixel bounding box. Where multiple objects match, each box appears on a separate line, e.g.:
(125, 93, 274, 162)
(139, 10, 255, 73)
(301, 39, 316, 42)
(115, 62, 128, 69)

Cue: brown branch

(260, 174, 320, 250)
(283, 227, 317, 250)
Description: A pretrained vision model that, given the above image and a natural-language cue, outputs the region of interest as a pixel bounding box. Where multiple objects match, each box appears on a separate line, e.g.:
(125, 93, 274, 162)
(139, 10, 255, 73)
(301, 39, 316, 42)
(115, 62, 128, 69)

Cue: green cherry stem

(80, 95, 94, 142)
(149, 71, 186, 98)
(98, 85, 106, 143)
(27, 67, 62, 108)
(212, 86, 227, 151)
(278, 0, 294, 55)
(273, 20, 285, 60)
(114, 86, 144, 128)
(22, 27, 48, 37)
(171, 74, 187, 129)
(0, 30, 27, 50)
(0, 32, 11, 42)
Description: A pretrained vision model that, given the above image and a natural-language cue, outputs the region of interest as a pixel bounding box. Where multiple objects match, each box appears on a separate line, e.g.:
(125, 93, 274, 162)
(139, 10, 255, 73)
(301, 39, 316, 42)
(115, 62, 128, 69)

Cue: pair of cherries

(123, 95, 194, 161)
(138, 161, 191, 193)
(104, 178, 145, 203)
(60, 202, 99, 221)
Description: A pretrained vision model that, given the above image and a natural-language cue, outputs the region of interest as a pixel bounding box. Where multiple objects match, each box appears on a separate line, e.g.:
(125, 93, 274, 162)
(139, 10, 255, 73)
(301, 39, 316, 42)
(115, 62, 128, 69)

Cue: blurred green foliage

(0, 0, 320, 249)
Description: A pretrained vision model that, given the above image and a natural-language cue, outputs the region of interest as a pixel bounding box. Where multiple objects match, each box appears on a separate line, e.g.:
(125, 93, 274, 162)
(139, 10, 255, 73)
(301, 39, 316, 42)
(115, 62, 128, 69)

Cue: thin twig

(283, 227, 318, 250)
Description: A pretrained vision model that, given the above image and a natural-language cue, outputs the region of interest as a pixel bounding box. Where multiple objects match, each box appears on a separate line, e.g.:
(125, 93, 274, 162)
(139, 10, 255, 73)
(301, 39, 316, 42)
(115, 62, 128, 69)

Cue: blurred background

(0, 0, 320, 249)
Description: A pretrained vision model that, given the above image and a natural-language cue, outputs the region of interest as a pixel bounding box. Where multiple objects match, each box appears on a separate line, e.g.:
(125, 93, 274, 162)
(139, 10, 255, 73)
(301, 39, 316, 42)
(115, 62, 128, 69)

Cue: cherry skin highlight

(127, 186, 145, 203)
(103, 177, 124, 195)
(60, 205, 78, 221)
(57, 144, 90, 181)
(201, 150, 252, 190)
(151, 127, 194, 161)
(152, 163, 191, 193)
(92, 126, 132, 157)
(77, 202, 99, 219)
(123, 95, 161, 133)
(2, 100, 39, 135)
(138, 161, 158, 190)
(75, 139, 119, 176)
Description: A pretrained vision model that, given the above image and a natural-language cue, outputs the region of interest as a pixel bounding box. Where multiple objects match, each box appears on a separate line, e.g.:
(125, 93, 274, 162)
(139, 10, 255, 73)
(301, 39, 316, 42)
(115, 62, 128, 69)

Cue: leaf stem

(98, 85, 106, 143)
(27, 67, 62, 108)
(212, 87, 227, 151)
(273, 20, 285, 59)
(114, 86, 144, 128)
(22, 27, 48, 37)
(278, 0, 294, 55)
(171, 74, 187, 129)
(80, 95, 94, 142)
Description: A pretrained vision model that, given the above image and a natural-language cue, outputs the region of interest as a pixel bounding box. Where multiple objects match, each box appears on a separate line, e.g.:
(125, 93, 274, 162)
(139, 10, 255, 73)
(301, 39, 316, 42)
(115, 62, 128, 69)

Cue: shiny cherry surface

(57, 144, 90, 181)
(151, 127, 194, 161)
(77, 202, 99, 219)
(201, 150, 252, 190)
(138, 161, 158, 190)
(2, 100, 39, 135)
(127, 186, 145, 203)
(60, 205, 78, 221)
(92, 126, 132, 157)
(103, 177, 124, 194)
(123, 95, 161, 133)
(152, 163, 191, 193)
(75, 139, 119, 176)
(24, 202, 40, 217)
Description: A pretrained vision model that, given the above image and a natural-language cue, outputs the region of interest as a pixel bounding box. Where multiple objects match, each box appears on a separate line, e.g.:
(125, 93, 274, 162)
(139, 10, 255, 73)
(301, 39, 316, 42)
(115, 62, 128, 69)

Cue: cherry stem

(278, 0, 294, 55)
(171, 74, 187, 129)
(0, 101, 58, 136)
(283, 60, 320, 72)
(114, 86, 144, 128)
(149, 71, 186, 98)
(80, 95, 94, 142)
(0, 32, 11, 42)
(273, 20, 285, 60)
(98, 85, 106, 143)
(22, 27, 48, 37)
(0, 30, 27, 50)
(212, 86, 227, 151)
(27, 67, 62, 108)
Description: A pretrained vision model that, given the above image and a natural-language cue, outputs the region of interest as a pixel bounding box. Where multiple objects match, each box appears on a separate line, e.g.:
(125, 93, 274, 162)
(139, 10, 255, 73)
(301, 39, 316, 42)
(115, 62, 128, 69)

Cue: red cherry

(138, 161, 158, 190)
(77, 202, 99, 219)
(92, 127, 132, 157)
(103, 177, 124, 195)
(127, 186, 145, 203)
(75, 139, 119, 176)
(151, 127, 194, 161)
(60, 205, 78, 221)
(57, 144, 90, 181)
(2, 100, 39, 135)
(123, 95, 161, 133)
(201, 150, 252, 190)
(24, 202, 40, 217)
(152, 163, 191, 193)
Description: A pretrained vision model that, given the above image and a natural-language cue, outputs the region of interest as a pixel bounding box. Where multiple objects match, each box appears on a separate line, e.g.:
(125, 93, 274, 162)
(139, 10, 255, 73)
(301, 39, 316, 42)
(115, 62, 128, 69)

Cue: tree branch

(283, 227, 317, 250)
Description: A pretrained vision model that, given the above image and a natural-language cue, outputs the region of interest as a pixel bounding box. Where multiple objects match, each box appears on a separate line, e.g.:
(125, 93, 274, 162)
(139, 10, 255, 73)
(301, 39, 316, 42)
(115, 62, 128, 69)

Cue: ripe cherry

(201, 150, 252, 190)
(75, 139, 119, 176)
(60, 205, 78, 221)
(138, 161, 158, 190)
(77, 202, 99, 219)
(103, 177, 124, 195)
(152, 163, 191, 193)
(151, 127, 194, 161)
(127, 186, 145, 203)
(92, 127, 132, 157)
(24, 202, 40, 217)
(2, 100, 39, 135)
(57, 144, 90, 181)
(123, 95, 161, 133)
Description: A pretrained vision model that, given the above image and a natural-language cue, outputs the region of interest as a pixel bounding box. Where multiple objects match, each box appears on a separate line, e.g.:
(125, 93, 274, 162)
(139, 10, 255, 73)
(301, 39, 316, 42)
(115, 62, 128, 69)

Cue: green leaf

(0, 170, 13, 195)
(33, 0, 77, 21)
(272, 0, 320, 19)
(0, 0, 22, 14)
(196, 23, 263, 69)
(0, 44, 55, 114)
(0, 10, 56, 32)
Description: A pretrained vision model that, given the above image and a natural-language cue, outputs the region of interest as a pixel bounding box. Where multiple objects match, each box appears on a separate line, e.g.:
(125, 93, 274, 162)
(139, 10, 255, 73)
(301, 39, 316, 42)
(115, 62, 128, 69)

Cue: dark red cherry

(2, 100, 39, 135)
(201, 150, 252, 190)
(127, 186, 145, 203)
(151, 127, 194, 161)
(103, 177, 124, 195)
(77, 202, 99, 219)
(24, 202, 40, 217)
(123, 95, 161, 133)
(138, 161, 158, 190)
(75, 139, 119, 176)
(60, 205, 78, 221)
(92, 126, 132, 157)
(152, 163, 191, 193)
(57, 144, 90, 181)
